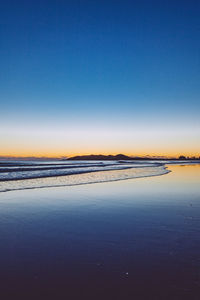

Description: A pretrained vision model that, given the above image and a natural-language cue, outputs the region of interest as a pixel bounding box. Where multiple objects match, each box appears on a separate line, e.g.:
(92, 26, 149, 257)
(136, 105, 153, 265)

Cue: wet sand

(0, 164, 199, 299)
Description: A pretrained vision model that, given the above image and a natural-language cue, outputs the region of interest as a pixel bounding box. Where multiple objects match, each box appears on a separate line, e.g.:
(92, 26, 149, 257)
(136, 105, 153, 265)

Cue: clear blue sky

(0, 0, 199, 157)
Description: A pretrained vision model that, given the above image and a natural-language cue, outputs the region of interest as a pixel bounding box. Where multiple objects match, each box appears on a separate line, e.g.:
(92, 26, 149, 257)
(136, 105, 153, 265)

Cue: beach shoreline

(0, 164, 200, 298)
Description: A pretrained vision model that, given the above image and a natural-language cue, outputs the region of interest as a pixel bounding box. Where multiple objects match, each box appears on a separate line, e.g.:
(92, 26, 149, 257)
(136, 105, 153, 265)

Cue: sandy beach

(0, 164, 199, 299)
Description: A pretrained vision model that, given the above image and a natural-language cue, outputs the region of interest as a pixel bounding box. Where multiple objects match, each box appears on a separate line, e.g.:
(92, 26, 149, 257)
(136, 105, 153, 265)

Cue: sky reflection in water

(0, 165, 199, 299)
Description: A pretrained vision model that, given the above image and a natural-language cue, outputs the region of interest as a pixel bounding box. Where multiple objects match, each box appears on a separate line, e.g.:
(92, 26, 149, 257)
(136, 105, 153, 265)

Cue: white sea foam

(0, 160, 170, 192)
(0, 160, 164, 181)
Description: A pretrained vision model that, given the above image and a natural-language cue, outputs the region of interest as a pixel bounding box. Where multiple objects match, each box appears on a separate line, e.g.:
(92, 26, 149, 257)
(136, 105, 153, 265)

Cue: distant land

(67, 154, 134, 161)
(67, 154, 200, 161)
(0, 154, 199, 161)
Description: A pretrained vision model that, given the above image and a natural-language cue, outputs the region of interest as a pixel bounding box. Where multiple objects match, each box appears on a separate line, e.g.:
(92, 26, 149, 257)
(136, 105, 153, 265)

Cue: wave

(0, 160, 163, 181)
(0, 160, 169, 192)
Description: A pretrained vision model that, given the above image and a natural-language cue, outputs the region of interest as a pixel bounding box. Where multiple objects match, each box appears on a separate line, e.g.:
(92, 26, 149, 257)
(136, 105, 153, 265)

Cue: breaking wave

(0, 160, 169, 192)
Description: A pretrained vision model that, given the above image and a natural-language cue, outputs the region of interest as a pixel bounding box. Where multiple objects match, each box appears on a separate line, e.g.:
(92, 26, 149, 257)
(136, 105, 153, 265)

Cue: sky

(0, 0, 200, 157)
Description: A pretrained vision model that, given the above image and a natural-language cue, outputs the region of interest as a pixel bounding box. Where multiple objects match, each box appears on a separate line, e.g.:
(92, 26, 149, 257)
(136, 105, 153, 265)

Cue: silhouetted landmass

(67, 154, 134, 161)
(179, 155, 186, 160)
(0, 155, 199, 162)
(67, 154, 200, 161)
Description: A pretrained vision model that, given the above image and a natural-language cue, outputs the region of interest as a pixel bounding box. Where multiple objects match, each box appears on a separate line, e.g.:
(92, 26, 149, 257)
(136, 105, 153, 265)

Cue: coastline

(0, 164, 199, 299)
(1, 159, 200, 194)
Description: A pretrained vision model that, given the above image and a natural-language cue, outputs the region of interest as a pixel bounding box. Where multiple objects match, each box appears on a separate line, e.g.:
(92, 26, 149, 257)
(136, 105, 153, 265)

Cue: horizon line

(0, 153, 199, 160)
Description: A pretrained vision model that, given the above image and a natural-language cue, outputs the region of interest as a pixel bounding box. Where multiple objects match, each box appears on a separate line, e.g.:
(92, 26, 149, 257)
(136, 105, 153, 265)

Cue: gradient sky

(0, 0, 200, 157)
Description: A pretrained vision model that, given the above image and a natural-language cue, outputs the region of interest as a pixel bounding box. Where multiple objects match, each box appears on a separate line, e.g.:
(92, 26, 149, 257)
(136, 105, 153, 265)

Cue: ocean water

(0, 159, 198, 193)
(0, 163, 199, 299)
(0, 160, 169, 192)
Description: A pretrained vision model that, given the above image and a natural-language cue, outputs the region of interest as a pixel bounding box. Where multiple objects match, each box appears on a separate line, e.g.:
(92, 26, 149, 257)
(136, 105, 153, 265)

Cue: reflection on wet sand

(0, 164, 199, 299)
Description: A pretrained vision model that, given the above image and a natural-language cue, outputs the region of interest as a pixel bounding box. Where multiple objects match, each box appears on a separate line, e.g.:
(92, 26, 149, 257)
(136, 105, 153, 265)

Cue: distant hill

(66, 154, 200, 161)
(67, 154, 135, 161)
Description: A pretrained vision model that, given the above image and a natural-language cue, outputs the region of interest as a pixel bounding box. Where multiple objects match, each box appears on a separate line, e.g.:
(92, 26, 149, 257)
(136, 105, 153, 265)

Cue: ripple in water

(0, 163, 169, 192)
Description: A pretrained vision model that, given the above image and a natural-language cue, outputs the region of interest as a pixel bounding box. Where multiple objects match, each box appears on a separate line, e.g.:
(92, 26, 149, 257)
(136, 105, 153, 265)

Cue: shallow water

(0, 165, 199, 299)
(0, 165, 169, 192)
(0, 160, 163, 182)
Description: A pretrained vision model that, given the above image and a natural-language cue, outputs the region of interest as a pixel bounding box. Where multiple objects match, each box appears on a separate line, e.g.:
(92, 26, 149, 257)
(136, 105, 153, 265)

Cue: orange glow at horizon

(0, 148, 199, 159)
(1, 122, 199, 158)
